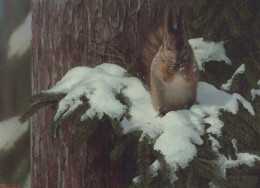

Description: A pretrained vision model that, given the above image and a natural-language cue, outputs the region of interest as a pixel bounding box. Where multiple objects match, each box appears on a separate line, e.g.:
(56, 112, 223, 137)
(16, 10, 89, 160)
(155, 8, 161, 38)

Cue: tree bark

(31, 0, 169, 187)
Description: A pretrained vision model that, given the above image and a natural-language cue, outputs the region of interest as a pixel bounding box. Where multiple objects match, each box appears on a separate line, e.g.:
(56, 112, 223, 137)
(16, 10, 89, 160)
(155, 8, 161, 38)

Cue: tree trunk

(31, 0, 169, 187)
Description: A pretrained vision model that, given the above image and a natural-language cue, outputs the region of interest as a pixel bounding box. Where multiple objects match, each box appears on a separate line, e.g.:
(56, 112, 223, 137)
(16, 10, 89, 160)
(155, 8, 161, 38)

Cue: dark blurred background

(0, 0, 31, 187)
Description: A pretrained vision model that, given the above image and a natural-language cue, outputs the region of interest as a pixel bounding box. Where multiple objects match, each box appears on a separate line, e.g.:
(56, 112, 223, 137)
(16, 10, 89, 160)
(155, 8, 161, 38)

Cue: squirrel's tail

(139, 26, 164, 85)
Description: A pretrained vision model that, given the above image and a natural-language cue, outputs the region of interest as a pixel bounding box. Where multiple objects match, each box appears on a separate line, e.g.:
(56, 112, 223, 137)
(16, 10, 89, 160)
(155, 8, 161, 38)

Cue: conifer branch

(74, 119, 100, 145)
(136, 136, 152, 188)
(247, 50, 260, 72)
(51, 101, 90, 138)
(19, 93, 66, 123)
(110, 140, 126, 161)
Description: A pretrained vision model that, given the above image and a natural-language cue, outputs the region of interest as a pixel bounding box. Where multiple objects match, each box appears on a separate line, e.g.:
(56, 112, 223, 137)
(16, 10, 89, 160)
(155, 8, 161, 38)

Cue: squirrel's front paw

(156, 111, 166, 118)
(156, 113, 164, 118)
(167, 63, 177, 74)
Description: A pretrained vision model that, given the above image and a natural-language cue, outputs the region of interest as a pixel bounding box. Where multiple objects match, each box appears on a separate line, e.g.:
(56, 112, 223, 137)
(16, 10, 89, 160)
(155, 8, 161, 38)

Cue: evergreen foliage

(136, 136, 152, 188)
(20, 91, 175, 187)
(190, 0, 260, 72)
(178, 0, 260, 187)
(19, 93, 66, 124)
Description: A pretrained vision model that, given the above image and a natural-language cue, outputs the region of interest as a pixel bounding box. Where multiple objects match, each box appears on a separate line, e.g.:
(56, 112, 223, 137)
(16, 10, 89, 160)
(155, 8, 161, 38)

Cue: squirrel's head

(162, 6, 192, 69)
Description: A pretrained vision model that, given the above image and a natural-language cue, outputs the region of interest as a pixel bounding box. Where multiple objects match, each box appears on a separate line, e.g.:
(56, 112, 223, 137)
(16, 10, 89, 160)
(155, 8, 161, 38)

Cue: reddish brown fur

(156, 48, 176, 83)
(140, 26, 165, 84)
(141, 7, 199, 115)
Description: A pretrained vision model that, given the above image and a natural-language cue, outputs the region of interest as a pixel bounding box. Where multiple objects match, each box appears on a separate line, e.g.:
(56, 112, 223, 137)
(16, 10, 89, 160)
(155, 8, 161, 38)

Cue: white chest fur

(163, 73, 194, 105)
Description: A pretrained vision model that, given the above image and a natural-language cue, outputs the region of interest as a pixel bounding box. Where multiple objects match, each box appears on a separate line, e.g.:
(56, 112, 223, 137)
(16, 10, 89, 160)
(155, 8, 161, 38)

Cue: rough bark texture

(32, 0, 169, 187)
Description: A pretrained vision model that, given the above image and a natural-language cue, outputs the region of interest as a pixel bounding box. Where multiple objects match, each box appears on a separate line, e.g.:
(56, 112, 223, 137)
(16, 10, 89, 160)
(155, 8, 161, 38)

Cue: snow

(189, 38, 231, 71)
(44, 63, 256, 181)
(224, 153, 260, 168)
(0, 117, 28, 151)
(133, 176, 140, 184)
(209, 182, 218, 188)
(210, 137, 260, 178)
(7, 12, 32, 59)
(221, 64, 245, 91)
(150, 160, 160, 177)
(46, 65, 128, 122)
(251, 80, 260, 100)
(251, 89, 260, 100)
(225, 139, 260, 168)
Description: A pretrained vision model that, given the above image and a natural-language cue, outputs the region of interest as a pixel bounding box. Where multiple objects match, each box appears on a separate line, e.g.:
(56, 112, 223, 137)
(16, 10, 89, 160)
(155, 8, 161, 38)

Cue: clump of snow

(46, 64, 129, 122)
(210, 137, 260, 178)
(150, 160, 160, 177)
(232, 93, 255, 115)
(7, 12, 32, 59)
(209, 182, 218, 188)
(189, 38, 231, 71)
(225, 139, 260, 168)
(224, 153, 260, 168)
(251, 80, 260, 100)
(221, 64, 245, 91)
(0, 117, 29, 151)
(251, 89, 260, 100)
(132, 176, 140, 184)
(44, 63, 255, 181)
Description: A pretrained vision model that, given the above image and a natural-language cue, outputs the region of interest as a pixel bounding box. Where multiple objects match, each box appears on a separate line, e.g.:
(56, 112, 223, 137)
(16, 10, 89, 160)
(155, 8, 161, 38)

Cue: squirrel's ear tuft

(165, 7, 175, 34)
(165, 6, 183, 34)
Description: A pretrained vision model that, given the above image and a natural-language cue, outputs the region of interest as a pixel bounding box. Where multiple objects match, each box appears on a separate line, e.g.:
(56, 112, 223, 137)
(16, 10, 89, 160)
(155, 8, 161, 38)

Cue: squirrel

(140, 6, 199, 116)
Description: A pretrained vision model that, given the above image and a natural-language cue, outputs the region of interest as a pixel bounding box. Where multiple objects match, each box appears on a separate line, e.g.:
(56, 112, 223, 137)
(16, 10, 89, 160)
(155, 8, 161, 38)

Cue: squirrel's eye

(167, 46, 171, 51)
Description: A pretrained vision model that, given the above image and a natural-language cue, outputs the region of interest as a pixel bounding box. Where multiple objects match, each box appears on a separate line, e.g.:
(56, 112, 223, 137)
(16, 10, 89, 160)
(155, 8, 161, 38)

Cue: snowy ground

(43, 38, 259, 183)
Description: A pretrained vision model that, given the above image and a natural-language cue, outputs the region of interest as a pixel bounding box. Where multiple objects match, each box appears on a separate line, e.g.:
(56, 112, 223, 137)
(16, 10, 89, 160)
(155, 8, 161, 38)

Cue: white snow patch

(251, 89, 260, 100)
(209, 182, 219, 188)
(7, 12, 32, 59)
(224, 152, 260, 168)
(150, 160, 160, 177)
(46, 65, 128, 122)
(221, 64, 245, 91)
(0, 117, 28, 151)
(208, 135, 221, 152)
(133, 176, 140, 184)
(189, 38, 231, 71)
(209, 137, 260, 178)
(251, 80, 260, 100)
(232, 93, 255, 115)
(44, 63, 255, 181)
